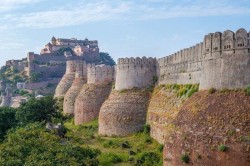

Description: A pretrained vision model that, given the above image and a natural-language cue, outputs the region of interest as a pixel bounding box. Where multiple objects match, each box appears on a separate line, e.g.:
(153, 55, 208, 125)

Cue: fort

(1, 28, 249, 165)
(56, 28, 249, 137)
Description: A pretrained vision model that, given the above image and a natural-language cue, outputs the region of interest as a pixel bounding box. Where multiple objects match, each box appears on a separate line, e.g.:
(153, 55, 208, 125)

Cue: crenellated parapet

(87, 64, 115, 85)
(200, 28, 250, 89)
(115, 57, 156, 90)
(157, 28, 250, 88)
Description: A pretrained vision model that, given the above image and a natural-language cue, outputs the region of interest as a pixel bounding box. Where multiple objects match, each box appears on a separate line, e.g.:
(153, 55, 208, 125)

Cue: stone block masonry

(55, 28, 249, 137)
(74, 64, 115, 125)
(63, 61, 87, 115)
(54, 60, 79, 98)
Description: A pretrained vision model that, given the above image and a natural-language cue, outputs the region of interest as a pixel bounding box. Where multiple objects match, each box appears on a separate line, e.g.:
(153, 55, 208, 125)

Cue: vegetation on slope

(0, 96, 162, 166)
(65, 120, 162, 166)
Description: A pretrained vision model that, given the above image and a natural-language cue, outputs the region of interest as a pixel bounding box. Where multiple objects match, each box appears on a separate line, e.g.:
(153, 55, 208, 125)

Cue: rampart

(54, 60, 79, 98)
(156, 28, 250, 90)
(87, 64, 115, 84)
(74, 64, 114, 125)
(63, 61, 88, 115)
(200, 28, 250, 89)
(115, 57, 156, 90)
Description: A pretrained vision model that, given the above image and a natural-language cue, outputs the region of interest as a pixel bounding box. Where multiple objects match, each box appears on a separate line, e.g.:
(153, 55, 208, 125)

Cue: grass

(208, 88, 216, 94)
(218, 144, 228, 152)
(181, 153, 190, 163)
(245, 85, 250, 96)
(64, 119, 162, 165)
(159, 84, 199, 98)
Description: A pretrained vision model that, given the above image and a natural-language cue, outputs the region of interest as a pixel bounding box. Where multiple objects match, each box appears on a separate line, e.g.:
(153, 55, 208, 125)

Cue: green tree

(16, 96, 62, 125)
(30, 72, 42, 82)
(0, 107, 17, 141)
(0, 123, 100, 166)
(99, 52, 116, 66)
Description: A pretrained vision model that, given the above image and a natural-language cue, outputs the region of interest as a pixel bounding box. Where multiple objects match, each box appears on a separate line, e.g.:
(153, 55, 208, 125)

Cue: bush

(245, 85, 250, 96)
(0, 107, 17, 140)
(208, 88, 216, 94)
(158, 144, 164, 152)
(102, 140, 119, 148)
(181, 154, 190, 163)
(99, 153, 123, 165)
(0, 123, 100, 165)
(16, 96, 62, 125)
(218, 144, 228, 152)
(143, 124, 151, 134)
(136, 152, 160, 166)
(144, 136, 152, 144)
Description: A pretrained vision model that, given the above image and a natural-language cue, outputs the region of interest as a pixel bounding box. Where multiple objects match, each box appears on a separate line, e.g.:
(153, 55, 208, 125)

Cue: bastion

(54, 60, 78, 98)
(74, 64, 114, 125)
(98, 57, 156, 136)
(63, 61, 87, 115)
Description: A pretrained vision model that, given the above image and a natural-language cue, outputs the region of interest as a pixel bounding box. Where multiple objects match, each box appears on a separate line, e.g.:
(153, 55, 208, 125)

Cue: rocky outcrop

(98, 90, 150, 136)
(74, 83, 112, 125)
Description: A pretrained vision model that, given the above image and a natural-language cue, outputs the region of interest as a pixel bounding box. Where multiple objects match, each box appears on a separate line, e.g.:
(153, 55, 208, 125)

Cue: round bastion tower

(98, 57, 157, 136)
(63, 61, 87, 115)
(74, 64, 115, 125)
(54, 60, 78, 98)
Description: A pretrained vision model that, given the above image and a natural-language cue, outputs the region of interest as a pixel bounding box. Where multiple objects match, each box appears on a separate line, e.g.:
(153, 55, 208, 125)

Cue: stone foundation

(54, 73, 75, 98)
(63, 77, 86, 115)
(98, 90, 150, 136)
(74, 83, 112, 125)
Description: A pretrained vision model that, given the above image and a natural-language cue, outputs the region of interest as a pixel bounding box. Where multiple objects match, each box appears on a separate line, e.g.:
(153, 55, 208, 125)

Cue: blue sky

(0, 0, 249, 66)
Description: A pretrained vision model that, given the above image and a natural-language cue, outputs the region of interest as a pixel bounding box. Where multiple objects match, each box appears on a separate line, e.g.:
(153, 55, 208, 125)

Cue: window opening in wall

(248, 49, 250, 53)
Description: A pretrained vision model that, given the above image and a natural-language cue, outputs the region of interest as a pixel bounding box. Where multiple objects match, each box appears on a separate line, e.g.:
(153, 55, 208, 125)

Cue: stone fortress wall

(74, 64, 114, 125)
(200, 28, 250, 89)
(63, 61, 88, 115)
(157, 28, 250, 90)
(56, 28, 249, 136)
(115, 57, 156, 90)
(87, 64, 115, 84)
(54, 60, 79, 98)
(98, 28, 250, 137)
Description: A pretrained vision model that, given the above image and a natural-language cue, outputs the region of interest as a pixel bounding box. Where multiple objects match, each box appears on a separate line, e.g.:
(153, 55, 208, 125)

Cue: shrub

(245, 85, 250, 96)
(218, 144, 228, 152)
(16, 96, 62, 125)
(102, 140, 119, 148)
(0, 107, 17, 140)
(181, 154, 190, 163)
(136, 152, 160, 166)
(0, 123, 100, 166)
(158, 144, 164, 152)
(208, 88, 216, 94)
(143, 124, 150, 134)
(144, 137, 152, 144)
(99, 153, 123, 164)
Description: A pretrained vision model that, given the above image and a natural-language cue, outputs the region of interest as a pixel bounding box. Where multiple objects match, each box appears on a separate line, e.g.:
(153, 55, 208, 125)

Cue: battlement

(87, 64, 115, 84)
(203, 28, 250, 59)
(115, 57, 156, 91)
(157, 42, 203, 69)
(117, 57, 156, 66)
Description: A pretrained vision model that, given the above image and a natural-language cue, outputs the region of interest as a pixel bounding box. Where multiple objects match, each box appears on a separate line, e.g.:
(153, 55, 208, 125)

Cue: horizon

(0, 0, 250, 67)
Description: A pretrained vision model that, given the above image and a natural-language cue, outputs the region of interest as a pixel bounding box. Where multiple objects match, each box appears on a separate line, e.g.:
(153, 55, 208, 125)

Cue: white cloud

(0, 0, 42, 12)
(0, 0, 249, 29)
